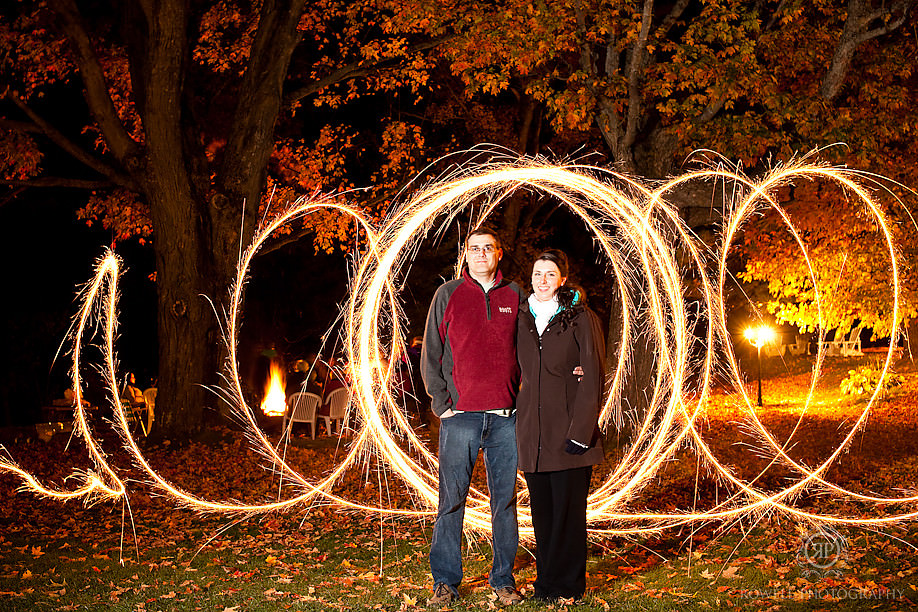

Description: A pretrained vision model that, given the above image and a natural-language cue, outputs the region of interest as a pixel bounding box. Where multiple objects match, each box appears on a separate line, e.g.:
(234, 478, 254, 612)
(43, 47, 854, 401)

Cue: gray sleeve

(421, 283, 455, 416)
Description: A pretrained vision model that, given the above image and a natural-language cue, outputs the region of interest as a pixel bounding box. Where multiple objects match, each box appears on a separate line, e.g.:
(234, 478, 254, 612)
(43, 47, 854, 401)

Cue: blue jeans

(430, 411, 519, 594)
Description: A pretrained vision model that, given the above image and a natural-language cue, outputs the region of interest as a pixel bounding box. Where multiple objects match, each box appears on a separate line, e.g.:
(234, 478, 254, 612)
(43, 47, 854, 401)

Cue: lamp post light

(744, 325, 775, 407)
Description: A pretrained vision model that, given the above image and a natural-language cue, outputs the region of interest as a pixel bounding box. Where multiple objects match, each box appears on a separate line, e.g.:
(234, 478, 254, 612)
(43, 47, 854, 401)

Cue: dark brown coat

(516, 302, 606, 473)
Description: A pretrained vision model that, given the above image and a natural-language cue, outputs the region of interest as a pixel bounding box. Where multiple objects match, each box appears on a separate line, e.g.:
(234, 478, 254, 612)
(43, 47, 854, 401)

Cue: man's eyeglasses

(468, 245, 498, 254)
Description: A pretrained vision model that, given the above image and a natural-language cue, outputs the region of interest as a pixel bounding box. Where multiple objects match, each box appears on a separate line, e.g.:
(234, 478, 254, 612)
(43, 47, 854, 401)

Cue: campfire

(260, 362, 287, 416)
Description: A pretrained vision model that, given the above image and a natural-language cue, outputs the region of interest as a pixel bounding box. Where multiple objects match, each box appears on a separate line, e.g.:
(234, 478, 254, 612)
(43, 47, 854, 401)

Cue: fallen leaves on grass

(3, 359, 918, 609)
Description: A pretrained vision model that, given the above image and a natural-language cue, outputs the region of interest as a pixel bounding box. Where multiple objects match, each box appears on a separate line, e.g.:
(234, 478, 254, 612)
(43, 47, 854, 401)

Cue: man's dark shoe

(428, 583, 457, 606)
(493, 586, 524, 605)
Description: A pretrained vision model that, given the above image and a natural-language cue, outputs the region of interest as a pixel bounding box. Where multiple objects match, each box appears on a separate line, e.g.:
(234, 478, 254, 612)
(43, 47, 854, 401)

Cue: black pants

(524, 466, 592, 600)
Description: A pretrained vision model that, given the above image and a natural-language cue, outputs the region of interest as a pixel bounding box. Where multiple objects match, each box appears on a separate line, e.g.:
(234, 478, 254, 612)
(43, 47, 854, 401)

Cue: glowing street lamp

(744, 325, 775, 407)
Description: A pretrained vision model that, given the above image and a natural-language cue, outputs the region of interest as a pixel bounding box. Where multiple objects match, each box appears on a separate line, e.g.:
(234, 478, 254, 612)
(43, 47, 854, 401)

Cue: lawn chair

(823, 326, 863, 357)
(284, 392, 320, 440)
(120, 382, 148, 437)
(119, 400, 148, 436)
(763, 338, 784, 358)
(787, 334, 809, 356)
(840, 326, 864, 357)
(321, 387, 350, 436)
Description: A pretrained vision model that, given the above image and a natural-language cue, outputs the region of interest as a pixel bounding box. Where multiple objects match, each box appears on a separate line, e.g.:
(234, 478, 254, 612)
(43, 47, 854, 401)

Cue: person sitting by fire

(318, 356, 347, 419)
(287, 359, 309, 395)
(121, 372, 145, 408)
(63, 386, 91, 409)
(298, 353, 325, 397)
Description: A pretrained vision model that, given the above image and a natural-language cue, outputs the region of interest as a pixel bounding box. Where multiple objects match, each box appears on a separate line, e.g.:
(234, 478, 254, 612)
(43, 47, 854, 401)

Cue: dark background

(0, 191, 154, 424)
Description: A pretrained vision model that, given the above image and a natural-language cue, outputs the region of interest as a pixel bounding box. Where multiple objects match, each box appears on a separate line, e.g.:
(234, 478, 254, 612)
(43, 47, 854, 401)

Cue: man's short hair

(466, 226, 502, 250)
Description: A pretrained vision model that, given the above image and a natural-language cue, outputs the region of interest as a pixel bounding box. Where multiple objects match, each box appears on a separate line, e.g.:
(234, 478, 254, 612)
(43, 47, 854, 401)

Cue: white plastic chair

(143, 387, 157, 433)
(284, 392, 320, 439)
(321, 388, 350, 436)
(762, 338, 784, 358)
(787, 334, 809, 356)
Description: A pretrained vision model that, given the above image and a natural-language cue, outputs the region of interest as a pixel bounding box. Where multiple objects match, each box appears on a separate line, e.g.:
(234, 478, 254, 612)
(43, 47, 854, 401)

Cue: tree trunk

(140, 0, 304, 438)
(147, 189, 223, 438)
(606, 127, 719, 430)
(906, 319, 918, 363)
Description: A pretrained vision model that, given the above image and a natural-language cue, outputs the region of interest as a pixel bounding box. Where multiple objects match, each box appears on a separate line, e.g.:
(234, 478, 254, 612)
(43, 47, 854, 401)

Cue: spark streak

(1, 158, 915, 541)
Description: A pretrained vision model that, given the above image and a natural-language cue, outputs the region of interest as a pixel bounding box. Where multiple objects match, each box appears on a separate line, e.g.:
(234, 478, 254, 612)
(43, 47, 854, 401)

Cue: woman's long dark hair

(532, 249, 587, 329)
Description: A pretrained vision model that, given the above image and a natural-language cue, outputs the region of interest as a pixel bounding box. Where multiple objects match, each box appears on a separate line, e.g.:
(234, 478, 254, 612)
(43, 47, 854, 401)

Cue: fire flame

(260, 362, 287, 417)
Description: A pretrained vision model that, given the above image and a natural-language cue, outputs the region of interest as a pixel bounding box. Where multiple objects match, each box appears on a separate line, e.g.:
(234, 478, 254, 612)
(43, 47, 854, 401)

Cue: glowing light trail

(1, 158, 915, 541)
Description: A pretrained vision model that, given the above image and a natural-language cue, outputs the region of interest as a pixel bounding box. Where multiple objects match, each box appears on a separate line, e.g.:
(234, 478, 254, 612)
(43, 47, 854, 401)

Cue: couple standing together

(421, 227, 606, 606)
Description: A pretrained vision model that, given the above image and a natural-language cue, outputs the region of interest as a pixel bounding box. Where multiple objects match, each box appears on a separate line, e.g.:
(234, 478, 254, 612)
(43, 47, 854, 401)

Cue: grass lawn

(2, 354, 918, 610)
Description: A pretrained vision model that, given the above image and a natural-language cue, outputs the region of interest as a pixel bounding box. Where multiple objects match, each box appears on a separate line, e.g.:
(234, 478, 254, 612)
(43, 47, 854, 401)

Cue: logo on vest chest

(498, 306, 512, 313)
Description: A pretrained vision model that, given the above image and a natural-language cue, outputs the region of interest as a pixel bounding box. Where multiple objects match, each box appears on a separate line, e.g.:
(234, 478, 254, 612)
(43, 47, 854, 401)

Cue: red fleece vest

(438, 272, 521, 411)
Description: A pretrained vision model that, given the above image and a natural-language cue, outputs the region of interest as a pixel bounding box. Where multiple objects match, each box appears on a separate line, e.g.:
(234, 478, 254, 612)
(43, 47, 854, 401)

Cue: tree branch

(0, 118, 42, 134)
(657, 0, 692, 41)
(48, 0, 142, 165)
(5, 91, 135, 189)
(2, 177, 114, 189)
(283, 37, 449, 108)
(695, 98, 727, 125)
(574, 5, 596, 76)
(820, 0, 915, 100)
(258, 185, 394, 258)
(259, 208, 365, 259)
(691, 1, 787, 128)
(761, 0, 788, 32)
(258, 224, 319, 258)
(573, 2, 630, 168)
(218, 0, 306, 206)
(858, 0, 913, 42)
(623, 0, 653, 149)
(0, 187, 26, 208)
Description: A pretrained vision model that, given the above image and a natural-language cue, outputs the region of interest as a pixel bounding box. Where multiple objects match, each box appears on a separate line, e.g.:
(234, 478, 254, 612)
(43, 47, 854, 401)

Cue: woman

(121, 372, 145, 408)
(516, 249, 605, 602)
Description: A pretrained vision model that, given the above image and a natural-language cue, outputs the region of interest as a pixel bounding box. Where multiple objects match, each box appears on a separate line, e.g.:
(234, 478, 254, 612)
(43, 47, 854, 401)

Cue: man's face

(465, 233, 502, 278)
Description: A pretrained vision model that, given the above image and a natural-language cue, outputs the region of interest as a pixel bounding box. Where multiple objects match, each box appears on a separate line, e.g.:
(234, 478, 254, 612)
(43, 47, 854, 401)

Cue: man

(421, 227, 525, 606)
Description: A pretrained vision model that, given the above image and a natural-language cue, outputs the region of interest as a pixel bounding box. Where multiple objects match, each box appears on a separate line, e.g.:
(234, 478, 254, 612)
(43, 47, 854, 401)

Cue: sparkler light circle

(2, 158, 916, 542)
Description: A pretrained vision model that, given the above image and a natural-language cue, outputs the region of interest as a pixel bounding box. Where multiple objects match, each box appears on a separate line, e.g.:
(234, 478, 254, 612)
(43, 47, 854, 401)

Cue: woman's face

(531, 259, 566, 302)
